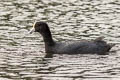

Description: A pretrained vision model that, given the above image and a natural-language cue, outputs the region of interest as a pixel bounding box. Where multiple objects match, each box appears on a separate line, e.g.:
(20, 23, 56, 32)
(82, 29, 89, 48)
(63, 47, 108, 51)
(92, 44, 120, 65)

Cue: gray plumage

(30, 22, 115, 56)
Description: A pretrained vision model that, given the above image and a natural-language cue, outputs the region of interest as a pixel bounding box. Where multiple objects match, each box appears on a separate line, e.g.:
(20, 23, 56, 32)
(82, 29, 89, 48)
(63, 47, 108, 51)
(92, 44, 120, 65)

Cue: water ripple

(0, 0, 120, 80)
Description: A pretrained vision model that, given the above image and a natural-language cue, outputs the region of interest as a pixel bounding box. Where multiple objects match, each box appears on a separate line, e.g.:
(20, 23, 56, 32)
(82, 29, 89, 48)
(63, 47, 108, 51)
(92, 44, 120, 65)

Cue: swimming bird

(29, 22, 115, 56)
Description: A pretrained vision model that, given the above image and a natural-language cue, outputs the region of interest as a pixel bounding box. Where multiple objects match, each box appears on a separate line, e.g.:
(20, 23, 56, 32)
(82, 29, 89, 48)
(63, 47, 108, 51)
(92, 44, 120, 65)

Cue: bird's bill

(29, 22, 36, 34)
(29, 27, 35, 34)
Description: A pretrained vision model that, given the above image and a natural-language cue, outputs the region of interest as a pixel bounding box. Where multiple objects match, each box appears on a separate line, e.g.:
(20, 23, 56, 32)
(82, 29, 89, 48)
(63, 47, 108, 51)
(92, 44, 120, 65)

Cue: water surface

(0, 0, 120, 80)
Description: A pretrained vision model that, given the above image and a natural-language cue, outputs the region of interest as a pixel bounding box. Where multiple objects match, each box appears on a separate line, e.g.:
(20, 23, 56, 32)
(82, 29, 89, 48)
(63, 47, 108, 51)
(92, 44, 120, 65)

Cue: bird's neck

(41, 32, 55, 46)
(42, 32, 55, 53)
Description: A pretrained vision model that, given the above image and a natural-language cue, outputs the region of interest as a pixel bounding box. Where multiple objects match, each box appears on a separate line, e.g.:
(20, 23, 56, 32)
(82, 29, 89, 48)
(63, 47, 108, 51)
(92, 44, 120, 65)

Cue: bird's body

(45, 39, 113, 55)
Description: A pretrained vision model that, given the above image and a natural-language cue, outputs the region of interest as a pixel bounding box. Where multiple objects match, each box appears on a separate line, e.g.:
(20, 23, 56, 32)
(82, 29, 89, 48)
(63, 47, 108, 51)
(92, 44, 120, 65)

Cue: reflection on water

(0, 0, 120, 80)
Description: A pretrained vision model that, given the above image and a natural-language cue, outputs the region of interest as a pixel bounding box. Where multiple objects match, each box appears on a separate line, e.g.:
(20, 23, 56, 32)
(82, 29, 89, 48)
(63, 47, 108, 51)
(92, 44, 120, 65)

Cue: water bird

(29, 22, 115, 57)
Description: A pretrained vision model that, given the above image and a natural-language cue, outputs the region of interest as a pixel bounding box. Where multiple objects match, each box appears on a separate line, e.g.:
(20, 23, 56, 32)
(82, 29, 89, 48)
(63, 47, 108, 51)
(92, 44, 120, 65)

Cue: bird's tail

(107, 43, 115, 51)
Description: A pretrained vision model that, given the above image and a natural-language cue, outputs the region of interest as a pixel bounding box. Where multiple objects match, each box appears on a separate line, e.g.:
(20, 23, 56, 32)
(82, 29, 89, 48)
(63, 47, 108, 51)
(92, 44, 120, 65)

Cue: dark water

(0, 0, 120, 80)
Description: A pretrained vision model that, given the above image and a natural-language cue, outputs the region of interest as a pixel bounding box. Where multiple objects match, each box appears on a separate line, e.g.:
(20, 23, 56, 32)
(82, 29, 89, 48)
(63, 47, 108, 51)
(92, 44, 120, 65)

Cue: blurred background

(0, 0, 120, 80)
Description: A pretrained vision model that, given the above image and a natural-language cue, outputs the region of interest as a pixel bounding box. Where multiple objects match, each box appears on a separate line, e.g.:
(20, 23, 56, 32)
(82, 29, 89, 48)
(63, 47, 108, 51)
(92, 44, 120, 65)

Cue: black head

(29, 21, 54, 46)
(29, 22, 50, 34)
